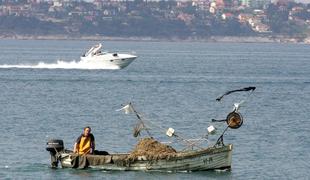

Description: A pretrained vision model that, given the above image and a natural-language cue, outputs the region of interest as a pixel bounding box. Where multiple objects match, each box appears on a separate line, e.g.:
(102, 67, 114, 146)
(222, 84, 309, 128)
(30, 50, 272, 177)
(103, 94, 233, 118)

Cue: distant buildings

(241, 0, 271, 8)
(0, 0, 308, 39)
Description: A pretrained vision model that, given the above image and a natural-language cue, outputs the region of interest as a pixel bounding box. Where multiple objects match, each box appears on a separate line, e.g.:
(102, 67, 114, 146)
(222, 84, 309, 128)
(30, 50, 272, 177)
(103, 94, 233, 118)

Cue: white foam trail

(0, 60, 120, 70)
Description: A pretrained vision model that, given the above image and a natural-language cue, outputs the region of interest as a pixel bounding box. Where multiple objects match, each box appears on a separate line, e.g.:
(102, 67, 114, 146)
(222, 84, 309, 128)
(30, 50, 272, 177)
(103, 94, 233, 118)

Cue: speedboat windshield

(84, 43, 102, 57)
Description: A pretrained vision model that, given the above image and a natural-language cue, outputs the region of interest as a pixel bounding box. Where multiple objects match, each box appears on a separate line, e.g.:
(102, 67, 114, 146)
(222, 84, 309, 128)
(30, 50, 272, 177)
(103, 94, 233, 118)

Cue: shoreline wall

(0, 34, 309, 44)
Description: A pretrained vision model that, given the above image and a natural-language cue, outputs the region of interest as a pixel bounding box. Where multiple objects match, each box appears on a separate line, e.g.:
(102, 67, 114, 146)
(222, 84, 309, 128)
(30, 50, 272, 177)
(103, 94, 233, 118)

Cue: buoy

(226, 111, 243, 129)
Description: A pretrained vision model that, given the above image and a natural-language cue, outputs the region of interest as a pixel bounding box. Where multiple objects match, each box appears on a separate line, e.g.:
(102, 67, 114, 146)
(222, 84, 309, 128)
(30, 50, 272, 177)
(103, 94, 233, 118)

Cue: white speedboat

(80, 43, 137, 69)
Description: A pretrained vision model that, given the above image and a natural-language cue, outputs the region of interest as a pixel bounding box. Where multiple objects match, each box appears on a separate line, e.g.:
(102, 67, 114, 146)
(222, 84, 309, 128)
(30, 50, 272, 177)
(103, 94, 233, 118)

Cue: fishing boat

(46, 87, 256, 172)
(47, 142, 232, 171)
(80, 43, 137, 69)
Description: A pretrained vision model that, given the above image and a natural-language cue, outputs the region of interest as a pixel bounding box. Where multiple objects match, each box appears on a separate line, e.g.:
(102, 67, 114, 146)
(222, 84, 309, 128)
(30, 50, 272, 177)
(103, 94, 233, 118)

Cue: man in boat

(73, 126, 95, 155)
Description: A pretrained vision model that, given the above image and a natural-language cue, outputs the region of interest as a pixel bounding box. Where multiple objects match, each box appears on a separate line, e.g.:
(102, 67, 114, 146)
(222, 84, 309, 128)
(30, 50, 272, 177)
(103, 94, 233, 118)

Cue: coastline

(0, 34, 309, 44)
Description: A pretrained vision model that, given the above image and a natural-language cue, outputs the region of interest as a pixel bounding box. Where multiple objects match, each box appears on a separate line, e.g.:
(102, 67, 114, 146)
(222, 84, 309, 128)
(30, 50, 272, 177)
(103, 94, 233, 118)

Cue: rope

(129, 89, 255, 151)
(132, 110, 205, 150)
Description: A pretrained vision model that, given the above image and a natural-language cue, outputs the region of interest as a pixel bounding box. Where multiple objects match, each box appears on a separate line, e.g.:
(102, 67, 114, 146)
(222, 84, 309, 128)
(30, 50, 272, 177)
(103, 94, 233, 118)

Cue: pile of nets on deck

(126, 137, 177, 162)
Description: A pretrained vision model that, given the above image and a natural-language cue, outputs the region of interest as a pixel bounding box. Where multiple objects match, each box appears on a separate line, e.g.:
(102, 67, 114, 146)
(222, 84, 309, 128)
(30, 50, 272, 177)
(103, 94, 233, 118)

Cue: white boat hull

(59, 144, 233, 172)
(80, 53, 137, 69)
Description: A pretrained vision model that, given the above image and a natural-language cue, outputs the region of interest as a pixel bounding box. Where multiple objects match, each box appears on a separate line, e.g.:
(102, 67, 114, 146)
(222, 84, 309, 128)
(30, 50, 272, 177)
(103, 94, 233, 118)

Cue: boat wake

(0, 60, 120, 70)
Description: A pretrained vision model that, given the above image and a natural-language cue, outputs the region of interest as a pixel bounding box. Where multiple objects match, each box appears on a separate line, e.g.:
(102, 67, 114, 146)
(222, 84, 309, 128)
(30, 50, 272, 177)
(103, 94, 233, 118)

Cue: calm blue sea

(0, 40, 309, 179)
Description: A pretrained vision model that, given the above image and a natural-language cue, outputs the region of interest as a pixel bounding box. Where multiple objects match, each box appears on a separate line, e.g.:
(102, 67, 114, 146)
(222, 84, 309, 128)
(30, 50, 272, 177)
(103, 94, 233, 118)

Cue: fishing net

(126, 138, 177, 161)
(133, 122, 144, 137)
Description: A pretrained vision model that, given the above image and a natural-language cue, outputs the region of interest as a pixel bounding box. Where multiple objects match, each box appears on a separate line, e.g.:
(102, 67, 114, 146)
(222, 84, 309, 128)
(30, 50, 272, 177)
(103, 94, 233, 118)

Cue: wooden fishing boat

(47, 141, 232, 171)
(46, 87, 255, 172)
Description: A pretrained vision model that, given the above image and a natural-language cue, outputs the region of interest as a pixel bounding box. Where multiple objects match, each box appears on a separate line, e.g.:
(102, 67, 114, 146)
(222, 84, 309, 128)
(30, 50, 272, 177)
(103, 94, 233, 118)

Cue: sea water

(0, 40, 309, 179)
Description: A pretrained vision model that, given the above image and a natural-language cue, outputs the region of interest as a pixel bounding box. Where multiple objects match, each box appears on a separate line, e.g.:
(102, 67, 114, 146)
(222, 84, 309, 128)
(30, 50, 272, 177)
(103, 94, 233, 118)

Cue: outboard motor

(46, 139, 64, 168)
